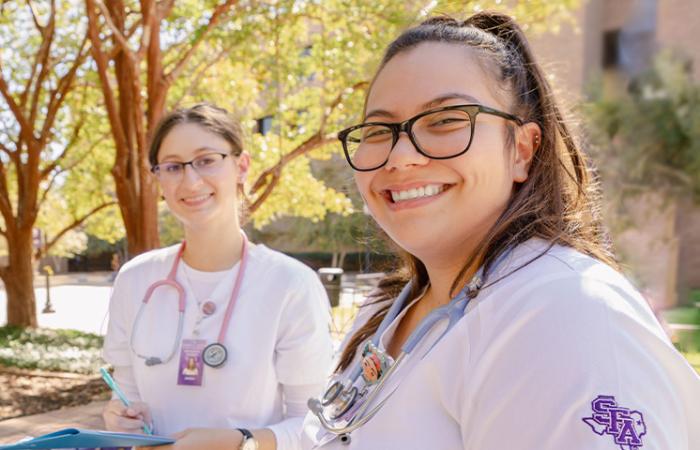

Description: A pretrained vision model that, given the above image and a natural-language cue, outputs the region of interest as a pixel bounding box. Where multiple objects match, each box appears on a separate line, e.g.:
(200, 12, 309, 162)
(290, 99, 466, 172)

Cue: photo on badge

(177, 339, 207, 386)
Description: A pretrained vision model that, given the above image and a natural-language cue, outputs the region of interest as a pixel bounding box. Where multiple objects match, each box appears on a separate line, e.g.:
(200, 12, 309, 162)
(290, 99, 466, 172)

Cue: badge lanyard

(130, 233, 249, 369)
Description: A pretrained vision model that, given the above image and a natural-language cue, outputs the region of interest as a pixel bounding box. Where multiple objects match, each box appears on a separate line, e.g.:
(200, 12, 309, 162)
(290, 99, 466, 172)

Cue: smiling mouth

(181, 193, 213, 205)
(384, 184, 451, 203)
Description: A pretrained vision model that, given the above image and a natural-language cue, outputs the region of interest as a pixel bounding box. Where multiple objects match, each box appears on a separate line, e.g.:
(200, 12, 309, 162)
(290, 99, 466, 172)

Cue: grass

(662, 300, 700, 374)
(663, 306, 700, 325)
(0, 326, 104, 374)
(682, 351, 700, 373)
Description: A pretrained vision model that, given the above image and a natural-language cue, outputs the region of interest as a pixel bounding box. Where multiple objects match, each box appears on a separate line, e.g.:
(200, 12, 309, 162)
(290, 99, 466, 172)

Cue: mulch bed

(0, 366, 110, 420)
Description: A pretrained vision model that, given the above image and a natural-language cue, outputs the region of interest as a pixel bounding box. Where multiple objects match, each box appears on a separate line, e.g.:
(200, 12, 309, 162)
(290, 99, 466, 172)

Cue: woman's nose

(384, 132, 430, 171)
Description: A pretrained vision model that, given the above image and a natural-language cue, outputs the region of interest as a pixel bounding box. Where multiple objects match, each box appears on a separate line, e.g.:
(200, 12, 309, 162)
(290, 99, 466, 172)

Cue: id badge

(177, 339, 206, 386)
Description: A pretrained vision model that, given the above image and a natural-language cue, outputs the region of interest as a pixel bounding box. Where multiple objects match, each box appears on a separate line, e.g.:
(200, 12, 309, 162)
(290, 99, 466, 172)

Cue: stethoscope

(308, 269, 484, 445)
(129, 233, 249, 368)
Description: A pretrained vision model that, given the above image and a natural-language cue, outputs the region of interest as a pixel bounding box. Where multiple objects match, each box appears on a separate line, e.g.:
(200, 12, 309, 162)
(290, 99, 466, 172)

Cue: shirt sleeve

(458, 275, 698, 450)
(102, 269, 134, 367)
(267, 382, 325, 450)
(112, 365, 141, 402)
(274, 271, 334, 386)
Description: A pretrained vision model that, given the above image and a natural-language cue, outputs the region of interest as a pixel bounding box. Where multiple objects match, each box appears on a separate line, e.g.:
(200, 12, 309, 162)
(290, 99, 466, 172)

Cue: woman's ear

(236, 151, 251, 184)
(512, 122, 541, 183)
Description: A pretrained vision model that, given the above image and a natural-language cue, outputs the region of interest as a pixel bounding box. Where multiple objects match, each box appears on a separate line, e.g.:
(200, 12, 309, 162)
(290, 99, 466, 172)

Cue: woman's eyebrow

(421, 93, 481, 109)
(363, 108, 395, 121)
(364, 93, 482, 121)
(158, 146, 225, 161)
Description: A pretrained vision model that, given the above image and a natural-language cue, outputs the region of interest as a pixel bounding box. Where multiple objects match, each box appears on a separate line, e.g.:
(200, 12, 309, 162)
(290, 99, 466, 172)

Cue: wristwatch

(237, 428, 258, 450)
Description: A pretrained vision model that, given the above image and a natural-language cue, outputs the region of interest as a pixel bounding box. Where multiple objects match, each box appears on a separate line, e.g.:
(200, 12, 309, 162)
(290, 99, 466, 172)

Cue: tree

(585, 52, 700, 307)
(85, 0, 582, 256)
(0, 1, 114, 326)
(172, 0, 583, 229)
(84, 0, 241, 256)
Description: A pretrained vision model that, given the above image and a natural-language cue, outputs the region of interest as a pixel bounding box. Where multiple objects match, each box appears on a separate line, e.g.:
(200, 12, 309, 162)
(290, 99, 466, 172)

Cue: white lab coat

(303, 240, 700, 449)
(104, 243, 334, 448)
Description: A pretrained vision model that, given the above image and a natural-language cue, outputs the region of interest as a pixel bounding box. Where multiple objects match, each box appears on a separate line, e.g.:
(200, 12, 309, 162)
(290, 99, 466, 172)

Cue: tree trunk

(114, 175, 160, 258)
(2, 228, 37, 327)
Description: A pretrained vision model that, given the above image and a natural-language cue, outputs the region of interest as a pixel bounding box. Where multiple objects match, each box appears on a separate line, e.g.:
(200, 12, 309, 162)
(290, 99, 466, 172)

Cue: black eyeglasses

(151, 152, 232, 183)
(337, 104, 523, 172)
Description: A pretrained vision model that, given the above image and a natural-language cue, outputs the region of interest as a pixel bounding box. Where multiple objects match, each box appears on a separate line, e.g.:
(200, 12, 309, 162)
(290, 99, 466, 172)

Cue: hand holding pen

(100, 367, 154, 435)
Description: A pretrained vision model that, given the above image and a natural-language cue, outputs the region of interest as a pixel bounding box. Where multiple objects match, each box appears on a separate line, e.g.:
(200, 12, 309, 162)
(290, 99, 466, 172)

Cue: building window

(603, 29, 621, 69)
(256, 115, 273, 135)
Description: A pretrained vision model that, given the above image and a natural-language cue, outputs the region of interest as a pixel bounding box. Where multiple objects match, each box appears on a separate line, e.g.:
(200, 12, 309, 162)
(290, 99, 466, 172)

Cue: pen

(100, 367, 153, 435)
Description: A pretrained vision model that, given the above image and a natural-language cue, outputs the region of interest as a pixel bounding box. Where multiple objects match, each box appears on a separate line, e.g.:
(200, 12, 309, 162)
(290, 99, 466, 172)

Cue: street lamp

(42, 265, 55, 314)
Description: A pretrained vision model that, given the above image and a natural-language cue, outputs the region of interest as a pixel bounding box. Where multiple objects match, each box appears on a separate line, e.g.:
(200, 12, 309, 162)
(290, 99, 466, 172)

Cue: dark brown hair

(336, 12, 617, 371)
(148, 102, 244, 167)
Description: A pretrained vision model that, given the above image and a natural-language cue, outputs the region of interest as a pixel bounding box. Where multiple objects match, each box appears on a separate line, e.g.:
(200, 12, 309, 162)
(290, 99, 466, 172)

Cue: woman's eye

(429, 117, 468, 127)
(163, 163, 183, 173)
(363, 128, 392, 141)
(194, 156, 218, 167)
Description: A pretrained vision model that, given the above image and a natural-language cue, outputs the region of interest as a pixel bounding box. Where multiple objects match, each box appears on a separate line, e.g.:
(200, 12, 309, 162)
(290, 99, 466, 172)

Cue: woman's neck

(181, 220, 244, 272)
(419, 249, 482, 309)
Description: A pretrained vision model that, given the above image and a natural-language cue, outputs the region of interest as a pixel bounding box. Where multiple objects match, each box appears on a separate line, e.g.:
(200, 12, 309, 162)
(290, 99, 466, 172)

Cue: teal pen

(100, 367, 153, 435)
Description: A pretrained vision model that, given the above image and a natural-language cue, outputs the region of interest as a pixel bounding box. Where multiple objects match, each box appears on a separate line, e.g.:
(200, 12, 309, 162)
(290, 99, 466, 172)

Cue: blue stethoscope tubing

(308, 270, 483, 437)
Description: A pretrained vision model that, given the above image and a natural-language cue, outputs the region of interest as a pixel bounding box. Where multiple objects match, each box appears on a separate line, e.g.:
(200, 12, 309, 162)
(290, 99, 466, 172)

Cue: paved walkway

(0, 401, 106, 444)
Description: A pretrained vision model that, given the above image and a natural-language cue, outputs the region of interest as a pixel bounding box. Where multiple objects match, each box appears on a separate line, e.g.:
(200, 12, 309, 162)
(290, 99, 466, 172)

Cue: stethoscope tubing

(129, 234, 248, 366)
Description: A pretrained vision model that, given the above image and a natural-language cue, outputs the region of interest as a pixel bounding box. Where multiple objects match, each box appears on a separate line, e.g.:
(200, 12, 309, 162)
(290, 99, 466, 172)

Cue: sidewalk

(0, 401, 106, 444)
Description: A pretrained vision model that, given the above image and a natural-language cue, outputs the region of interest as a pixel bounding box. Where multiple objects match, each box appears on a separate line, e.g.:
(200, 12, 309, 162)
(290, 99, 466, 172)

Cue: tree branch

(26, 0, 44, 31)
(39, 113, 85, 180)
(28, 0, 56, 128)
(248, 132, 335, 213)
(171, 44, 234, 107)
(39, 34, 90, 149)
(0, 160, 15, 224)
(247, 81, 366, 213)
(42, 201, 117, 256)
(163, 0, 238, 84)
(156, 0, 176, 19)
(86, 0, 130, 155)
(38, 130, 109, 211)
(0, 67, 35, 144)
(93, 0, 135, 57)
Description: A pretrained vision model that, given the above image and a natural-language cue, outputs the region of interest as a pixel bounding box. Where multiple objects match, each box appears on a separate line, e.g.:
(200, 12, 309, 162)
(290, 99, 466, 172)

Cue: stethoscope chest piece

(330, 386, 358, 420)
(203, 342, 228, 368)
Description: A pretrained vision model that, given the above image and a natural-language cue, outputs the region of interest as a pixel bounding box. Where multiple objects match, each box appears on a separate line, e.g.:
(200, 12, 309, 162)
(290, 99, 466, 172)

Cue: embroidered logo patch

(582, 395, 646, 450)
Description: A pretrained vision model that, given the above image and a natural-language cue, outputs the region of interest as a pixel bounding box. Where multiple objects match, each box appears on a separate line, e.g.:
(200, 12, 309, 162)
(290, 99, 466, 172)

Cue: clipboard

(0, 428, 174, 449)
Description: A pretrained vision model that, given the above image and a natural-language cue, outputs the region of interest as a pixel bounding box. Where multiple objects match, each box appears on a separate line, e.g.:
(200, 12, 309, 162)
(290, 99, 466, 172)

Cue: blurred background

(0, 0, 698, 432)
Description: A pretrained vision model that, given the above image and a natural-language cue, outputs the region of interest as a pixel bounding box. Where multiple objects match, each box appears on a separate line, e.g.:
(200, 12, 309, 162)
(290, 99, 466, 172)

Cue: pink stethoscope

(129, 233, 249, 368)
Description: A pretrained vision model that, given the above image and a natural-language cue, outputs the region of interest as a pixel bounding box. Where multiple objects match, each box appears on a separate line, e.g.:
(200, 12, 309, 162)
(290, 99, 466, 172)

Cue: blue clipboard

(0, 428, 174, 449)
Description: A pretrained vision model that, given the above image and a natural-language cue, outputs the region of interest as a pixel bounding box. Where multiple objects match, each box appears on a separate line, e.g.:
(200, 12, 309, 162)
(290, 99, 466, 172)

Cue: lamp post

(42, 265, 55, 314)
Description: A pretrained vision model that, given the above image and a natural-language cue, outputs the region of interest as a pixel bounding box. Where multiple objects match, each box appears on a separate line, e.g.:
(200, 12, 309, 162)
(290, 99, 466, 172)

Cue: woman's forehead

(366, 42, 504, 118)
(159, 122, 231, 160)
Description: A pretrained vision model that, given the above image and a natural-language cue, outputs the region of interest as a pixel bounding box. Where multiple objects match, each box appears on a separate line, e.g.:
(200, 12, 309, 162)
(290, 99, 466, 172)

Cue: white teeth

(390, 184, 444, 202)
(184, 194, 211, 203)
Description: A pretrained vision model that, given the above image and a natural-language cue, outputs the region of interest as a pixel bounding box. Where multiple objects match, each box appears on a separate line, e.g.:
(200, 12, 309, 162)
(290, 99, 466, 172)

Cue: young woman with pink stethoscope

(102, 103, 333, 450)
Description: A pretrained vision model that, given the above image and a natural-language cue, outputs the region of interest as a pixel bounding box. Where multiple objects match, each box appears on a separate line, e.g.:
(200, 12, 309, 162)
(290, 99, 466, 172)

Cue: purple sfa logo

(582, 395, 647, 450)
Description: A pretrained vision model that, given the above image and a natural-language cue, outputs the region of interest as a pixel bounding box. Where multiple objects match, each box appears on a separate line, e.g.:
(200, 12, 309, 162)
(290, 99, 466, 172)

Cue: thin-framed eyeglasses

(151, 152, 233, 183)
(338, 104, 523, 172)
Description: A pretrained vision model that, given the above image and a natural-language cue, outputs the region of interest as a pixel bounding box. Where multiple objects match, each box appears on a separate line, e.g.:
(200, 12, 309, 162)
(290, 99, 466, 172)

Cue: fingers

(102, 399, 151, 433)
(171, 430, 188, 439)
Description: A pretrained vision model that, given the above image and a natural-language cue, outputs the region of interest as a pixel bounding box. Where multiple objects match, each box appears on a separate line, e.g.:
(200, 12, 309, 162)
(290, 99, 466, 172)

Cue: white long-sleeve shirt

(104, 243, 333, 450)
(303, 240, 700, 449)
